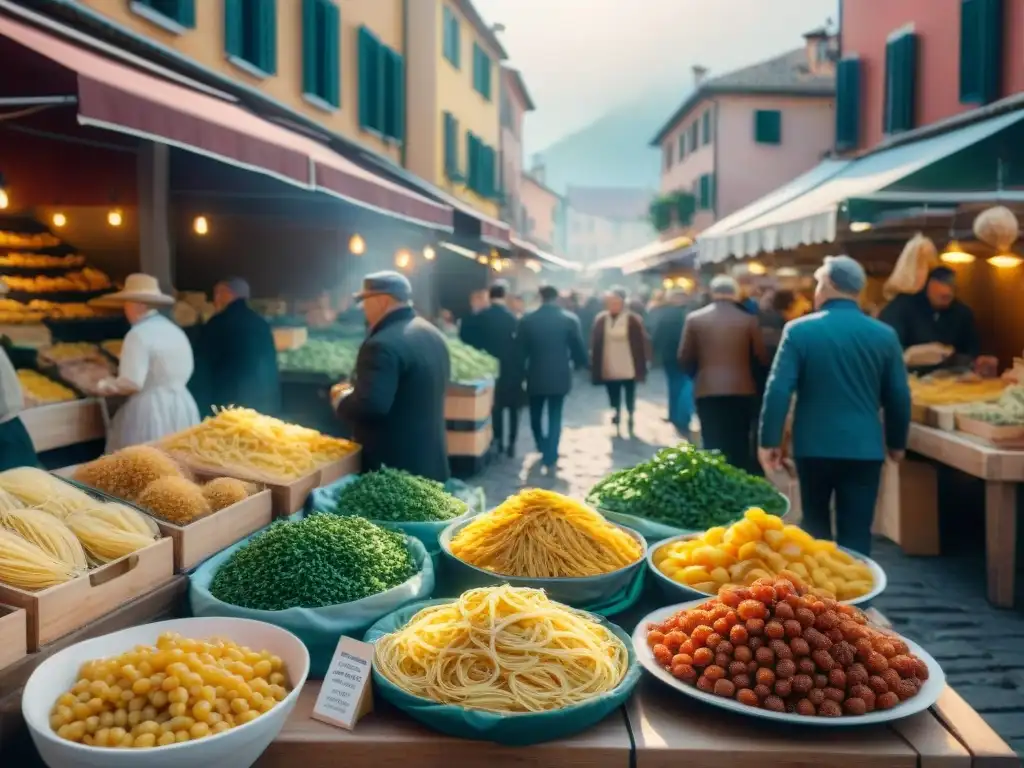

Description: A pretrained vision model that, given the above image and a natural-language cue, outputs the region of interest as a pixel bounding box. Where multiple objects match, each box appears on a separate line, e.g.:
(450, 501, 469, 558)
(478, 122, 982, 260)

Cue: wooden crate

(446, 423, 492, 458)
(0, 537, 174, 651)
(444, 383, 494, 422)
(152, 489, 273, 572)
(0, 605, 27, 672)
(21, 398, 105, 452)
(181, 449, 362, 517)
(956, 415, 1024, 448)
(273, 327, 308, 351)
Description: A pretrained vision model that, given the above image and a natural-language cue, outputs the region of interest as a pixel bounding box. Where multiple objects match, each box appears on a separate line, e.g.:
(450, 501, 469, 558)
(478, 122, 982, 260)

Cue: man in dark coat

(760, 257, 911, 556)
(199, 277, 281, 416)
(335, 271, 451, 482)
(648, 290, 692, 434)
(517, 285, 588, 472)
(462, 281, 524, 458)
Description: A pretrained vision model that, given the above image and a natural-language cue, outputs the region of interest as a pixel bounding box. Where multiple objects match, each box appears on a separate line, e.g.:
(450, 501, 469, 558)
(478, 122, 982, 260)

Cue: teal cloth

(189, 524, 434, 678)
(364, 599, 642, 745)
(305, 475, 481, 560)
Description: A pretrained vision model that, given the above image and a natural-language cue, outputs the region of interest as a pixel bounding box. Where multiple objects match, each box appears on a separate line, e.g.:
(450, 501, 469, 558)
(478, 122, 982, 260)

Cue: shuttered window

(698, 173, 715, 211)
(132, 0, 195, 28)
(701, 109, 712, 145)
(754, 109, 782, 144)
(301, 0, 340, 108)
(663, 143, 673, 170)
(465, 133, 498, 197)
(473, 43, 492, 100)
(224, 0, 276, 75)
(444, 112, 462, 180)
(688, 121, 698, 151)
(884, 31, 918, 134)
(835, 57, 861, 151)
(959, 0, 1003, 104)
(677, 131, 686, 161)
(443, 6, 461, 67)
(358, 26, 404, 142)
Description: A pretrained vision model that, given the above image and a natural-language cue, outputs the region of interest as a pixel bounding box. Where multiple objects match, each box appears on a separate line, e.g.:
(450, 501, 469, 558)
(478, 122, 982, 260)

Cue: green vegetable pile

(277, 338, 359, 379)
(330, 467, 467, 522)
(446, 337, 499, 382)
(209, 515, 416, 610)
(586, 443, 787, 530)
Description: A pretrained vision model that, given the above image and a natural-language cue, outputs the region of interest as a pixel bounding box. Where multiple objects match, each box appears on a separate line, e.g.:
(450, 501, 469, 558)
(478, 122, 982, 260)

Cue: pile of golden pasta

(449, 489, 642, 578)
(374, 585, 629, 712)
(50, 631, 290, 747)
(908, 376, 1006, 406)
(160, 407, 357, 482)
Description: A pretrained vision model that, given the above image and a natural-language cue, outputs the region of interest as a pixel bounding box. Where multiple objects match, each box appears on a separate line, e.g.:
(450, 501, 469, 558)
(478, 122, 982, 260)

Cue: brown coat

(590, 311, 650, 384)
(677, 300, 769, 398)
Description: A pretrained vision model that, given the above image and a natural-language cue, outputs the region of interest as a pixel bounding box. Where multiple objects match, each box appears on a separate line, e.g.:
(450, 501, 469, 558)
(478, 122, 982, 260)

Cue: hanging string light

(193, 216, 209, 235)
(423, 246, 436, 261)
(349, 234, 366, 255)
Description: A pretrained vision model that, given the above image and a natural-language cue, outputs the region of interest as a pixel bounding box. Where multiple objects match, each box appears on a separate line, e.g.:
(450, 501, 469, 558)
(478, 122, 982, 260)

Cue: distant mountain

(534, 86, 687, 194)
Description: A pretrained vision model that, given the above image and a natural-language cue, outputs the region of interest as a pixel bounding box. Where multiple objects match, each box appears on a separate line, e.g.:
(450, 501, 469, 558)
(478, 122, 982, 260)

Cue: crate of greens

(190, 514, 433, 676)
(307, 468, 473, 556)
(586, 444, 789, 542)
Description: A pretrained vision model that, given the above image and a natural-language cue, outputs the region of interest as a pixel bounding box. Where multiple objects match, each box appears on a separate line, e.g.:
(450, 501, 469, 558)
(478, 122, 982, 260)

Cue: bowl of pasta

(437, 488, 647, 608)
(365, 586, 643, 744)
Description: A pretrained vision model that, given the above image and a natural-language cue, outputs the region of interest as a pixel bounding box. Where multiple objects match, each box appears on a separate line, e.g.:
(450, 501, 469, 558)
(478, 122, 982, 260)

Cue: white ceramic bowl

(22, 617, 310, 768)
(647, 532, 887, 606)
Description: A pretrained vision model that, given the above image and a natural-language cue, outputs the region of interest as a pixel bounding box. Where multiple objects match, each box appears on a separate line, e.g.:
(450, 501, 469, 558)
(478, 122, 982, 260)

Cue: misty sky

(473, 0, 840, 154)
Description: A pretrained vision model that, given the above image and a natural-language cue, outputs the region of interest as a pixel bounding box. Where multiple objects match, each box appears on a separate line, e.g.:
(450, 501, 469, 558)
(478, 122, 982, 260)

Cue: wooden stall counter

(20, 398, 104, 453)
(256, 683, 632, 768)
(628, 678, 1018, 768)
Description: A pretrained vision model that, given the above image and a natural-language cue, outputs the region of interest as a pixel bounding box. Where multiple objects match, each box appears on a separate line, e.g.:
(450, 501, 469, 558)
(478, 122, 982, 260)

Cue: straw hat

(90, 273, 174, 308)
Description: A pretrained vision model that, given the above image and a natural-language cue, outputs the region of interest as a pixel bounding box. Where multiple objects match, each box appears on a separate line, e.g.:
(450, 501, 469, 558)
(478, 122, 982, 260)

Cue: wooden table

(629, 677, 1019, 768)
(255, 684, 632, 768)
(906, 424, 1024, 607)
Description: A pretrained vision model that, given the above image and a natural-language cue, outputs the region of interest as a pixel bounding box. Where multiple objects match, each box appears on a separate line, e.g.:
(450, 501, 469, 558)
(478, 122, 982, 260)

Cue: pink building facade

(839, 0, 1024, 153)
(500, 67, 533, 235)
(651, 34, 837, 237)
(520, 171, 561, 251)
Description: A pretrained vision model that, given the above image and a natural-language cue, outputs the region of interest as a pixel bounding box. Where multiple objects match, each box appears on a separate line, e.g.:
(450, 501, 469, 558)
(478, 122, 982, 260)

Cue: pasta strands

(374, 585, 629, 712)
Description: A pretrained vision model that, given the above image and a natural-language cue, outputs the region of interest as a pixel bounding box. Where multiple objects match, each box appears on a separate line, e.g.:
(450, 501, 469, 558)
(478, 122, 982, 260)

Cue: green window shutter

(258, 0, 277, 74)
(325, 1, 340, 106)
(443, 7, 461, 67)
(358, 26, 384, 131)
(884, 32, 917, 134)
(467, 133, 479, 192)
(444, 112, 457, 178)
(224, 0, 242, 58)
(383, 49, 405, 141)
(473, 43, 491, 99)
(483, 145, 495, 197)
(677, 132, 686, 160)
(699, 174, 713, 210)
(301, 0, 318, 96)
(709, 173, 716, 212)
(176, 0, 195, 27)
(754, 110, 782, 144)
(835, 57, 861, 151)
(960, 0, 1003, 104)
(689, 121, 698, 150)
(701, 110, 711, 145)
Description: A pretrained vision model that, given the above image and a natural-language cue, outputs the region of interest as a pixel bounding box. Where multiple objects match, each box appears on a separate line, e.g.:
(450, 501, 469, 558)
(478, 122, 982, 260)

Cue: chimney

(692, 65, 708, 87)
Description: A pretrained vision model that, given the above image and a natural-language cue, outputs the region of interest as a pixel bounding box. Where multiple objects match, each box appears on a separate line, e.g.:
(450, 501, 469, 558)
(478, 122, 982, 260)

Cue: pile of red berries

(645, 576, 930, 717)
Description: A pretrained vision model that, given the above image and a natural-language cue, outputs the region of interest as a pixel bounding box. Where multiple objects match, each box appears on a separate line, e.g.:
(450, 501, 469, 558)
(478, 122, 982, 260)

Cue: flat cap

(814, 255, 866, 294)
(354, 270, 412, 303)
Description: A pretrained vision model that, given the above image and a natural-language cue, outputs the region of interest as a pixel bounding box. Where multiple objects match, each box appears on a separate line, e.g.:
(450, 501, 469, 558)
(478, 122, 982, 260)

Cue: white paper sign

(311, 636, 375, 730)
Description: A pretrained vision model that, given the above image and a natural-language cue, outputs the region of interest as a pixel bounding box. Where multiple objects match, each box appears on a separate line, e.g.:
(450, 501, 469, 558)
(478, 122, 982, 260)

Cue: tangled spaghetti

(449, 489, 642, 578)
(374, 585, 630, 712)
(160, 407, 356, 482)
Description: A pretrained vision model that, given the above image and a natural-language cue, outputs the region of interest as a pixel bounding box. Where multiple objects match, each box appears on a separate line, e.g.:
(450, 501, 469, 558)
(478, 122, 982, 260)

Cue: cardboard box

(0, 537, 174, 651)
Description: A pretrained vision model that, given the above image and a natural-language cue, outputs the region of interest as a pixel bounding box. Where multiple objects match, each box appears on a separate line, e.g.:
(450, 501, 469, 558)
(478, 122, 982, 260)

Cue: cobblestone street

(476, 372, 1024, 758)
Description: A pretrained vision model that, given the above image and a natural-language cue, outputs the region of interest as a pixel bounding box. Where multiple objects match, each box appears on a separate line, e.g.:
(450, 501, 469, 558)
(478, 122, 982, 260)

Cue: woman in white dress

(91, 274, 200, 451)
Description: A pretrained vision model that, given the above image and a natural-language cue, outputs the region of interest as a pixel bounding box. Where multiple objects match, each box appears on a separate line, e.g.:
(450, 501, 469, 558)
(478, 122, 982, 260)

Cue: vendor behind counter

(878, 266, 996, 375)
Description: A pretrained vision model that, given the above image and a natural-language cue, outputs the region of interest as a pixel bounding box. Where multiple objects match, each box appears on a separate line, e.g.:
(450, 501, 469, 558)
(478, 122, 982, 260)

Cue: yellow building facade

(74, 0, 405, 164)
(406, 0, 505, 219)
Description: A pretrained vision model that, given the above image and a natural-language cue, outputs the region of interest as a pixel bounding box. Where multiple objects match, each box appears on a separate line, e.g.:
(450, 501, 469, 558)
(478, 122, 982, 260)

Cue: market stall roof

(0, 14, 454, 231)
(509, 236, 581, 271)
(588, 235, 693, 274)
(697, 108, 1024, 264)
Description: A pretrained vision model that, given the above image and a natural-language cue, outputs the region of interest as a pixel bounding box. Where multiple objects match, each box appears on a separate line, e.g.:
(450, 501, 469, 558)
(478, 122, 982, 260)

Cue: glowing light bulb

(395, 250, 412, 269)
(0, 189, 8, 210)
(51, 212, 67, 228)
(423, 246, 436, 261)
(193, 216, 209, 235)
(477, 255, 488, 264)
(988, 253, 1022, 269)
(349, 234, 366, 255)
(747, 261, 767, 275)
(939, 240, 974, 264)
(107, 209, 123, 227)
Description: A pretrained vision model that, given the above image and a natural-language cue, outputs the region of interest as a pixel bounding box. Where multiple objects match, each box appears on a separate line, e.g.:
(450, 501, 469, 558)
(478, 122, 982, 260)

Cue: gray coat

(516, 303, 588, 397)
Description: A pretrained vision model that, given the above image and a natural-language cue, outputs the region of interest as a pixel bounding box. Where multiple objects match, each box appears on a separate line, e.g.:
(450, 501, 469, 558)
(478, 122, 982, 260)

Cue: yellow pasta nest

(17, 370, 77, 405)
(160, 407, 357, 482)
(201, 478, 250, 512)
(652, 508, 875, 601)
(50, 631, 290, 748)
(374, 585, 629, 712)
(908, 376, 1007, 406)
(137, 477, 212, 525)
(74, 446, 187, 503)
(449, 488, 643, 578)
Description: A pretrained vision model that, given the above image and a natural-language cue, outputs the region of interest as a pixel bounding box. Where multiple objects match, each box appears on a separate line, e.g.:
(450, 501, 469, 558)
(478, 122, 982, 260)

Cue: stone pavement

(476, 372, 1024, 758)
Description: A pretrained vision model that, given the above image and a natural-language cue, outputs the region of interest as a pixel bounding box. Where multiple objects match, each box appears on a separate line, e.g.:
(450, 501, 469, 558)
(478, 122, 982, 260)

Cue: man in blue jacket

(517, 284, 588, 473)
(758, 256, 911, 556)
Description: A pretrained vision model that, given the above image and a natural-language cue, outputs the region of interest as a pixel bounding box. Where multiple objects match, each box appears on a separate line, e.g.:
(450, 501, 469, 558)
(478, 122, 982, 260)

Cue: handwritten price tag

(311, 636, 375, 730)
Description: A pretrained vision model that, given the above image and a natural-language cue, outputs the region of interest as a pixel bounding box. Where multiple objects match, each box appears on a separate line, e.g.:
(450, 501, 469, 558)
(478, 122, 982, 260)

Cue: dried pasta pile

(449, 488, 642, 578)
(375, 585, 629, 712)
(160, 407, 356, 482)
